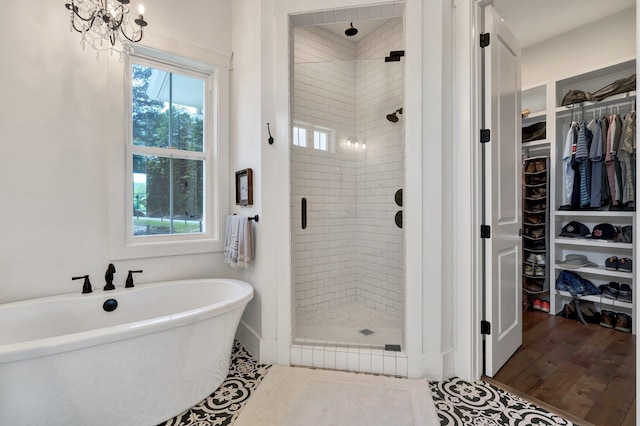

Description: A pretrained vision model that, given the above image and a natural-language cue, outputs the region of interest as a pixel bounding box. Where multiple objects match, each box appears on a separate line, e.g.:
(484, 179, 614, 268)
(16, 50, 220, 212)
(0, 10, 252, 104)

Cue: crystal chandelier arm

(65, 2, 97, 22)
(120, 26, 144, 43)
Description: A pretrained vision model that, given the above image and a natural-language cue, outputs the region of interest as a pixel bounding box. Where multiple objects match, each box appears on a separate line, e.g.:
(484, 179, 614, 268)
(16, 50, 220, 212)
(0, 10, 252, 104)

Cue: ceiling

(312, 0, 635, 47)
(491, 0, 635, 47)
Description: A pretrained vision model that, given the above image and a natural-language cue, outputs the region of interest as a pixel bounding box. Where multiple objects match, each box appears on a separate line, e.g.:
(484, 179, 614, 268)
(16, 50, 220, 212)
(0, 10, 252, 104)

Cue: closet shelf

(523, 110, 546, 120)
(522, 139, 550, 148)
(554, 264, 634, 279)
(554, 238, 633, 249)
(556, 90, 636, 114)
(555, 290, 633, 310)
(555, 210, 635, 218)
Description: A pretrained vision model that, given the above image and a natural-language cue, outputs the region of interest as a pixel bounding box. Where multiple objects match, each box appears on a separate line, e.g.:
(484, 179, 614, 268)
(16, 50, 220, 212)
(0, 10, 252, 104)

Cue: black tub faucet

(125, 270, 143, 288)
(72, 275, 92, 294)
(104, 263, 116, 291)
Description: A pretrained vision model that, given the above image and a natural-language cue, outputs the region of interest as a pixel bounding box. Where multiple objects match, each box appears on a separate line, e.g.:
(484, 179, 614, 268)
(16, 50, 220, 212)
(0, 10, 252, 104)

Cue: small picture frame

(235, 168, 253, 206)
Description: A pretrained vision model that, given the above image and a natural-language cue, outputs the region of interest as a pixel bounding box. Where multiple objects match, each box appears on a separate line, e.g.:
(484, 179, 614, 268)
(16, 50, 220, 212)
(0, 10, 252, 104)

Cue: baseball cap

(589, 223, 617, 240)
(559, 221, 590, 238)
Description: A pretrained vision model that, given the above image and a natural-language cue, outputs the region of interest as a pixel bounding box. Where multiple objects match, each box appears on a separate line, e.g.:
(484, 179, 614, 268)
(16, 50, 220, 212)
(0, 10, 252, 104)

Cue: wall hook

(267, 123, 274, 145)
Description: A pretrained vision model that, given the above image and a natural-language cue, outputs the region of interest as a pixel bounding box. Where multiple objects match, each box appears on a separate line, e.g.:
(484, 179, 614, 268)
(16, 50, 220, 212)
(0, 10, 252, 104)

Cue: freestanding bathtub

(0, 278, 253, 426)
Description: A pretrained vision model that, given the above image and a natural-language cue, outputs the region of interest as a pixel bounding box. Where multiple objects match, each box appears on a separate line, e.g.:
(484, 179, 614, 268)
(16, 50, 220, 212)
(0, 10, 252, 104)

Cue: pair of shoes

(525, 279, 544, 292)
(527, 203, 546, 213)
(605, 256, 633, 272)
(526, 253, 546, 264)
(531, 228, 545, 238)
(525, 214, 543, 224)
(599, 282, 632, 302)
(600, 310, 632, 332)
(533, 298, 550, 312)
(529, 188, 547, 199)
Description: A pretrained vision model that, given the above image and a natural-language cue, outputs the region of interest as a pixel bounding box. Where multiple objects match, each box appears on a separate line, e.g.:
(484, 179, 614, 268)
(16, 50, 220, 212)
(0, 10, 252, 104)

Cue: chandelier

(64, 0, 148, 60)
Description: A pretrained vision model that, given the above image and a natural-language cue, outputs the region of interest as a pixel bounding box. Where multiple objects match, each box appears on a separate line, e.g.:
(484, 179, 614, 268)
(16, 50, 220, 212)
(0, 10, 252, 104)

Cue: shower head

(386, 108, 403, 123)
(345, 22, 358, 37)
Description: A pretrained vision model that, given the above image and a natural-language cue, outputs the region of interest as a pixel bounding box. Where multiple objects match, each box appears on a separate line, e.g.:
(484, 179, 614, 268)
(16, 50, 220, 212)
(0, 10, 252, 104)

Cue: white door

(482, 4, 522, 377)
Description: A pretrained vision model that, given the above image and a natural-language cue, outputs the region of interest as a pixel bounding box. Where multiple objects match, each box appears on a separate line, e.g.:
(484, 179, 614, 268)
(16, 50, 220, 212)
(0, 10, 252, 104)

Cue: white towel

(224, 215, 253, 268)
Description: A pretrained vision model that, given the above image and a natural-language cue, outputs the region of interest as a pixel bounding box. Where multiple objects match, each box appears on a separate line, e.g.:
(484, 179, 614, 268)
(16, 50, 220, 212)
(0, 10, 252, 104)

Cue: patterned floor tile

(429, 377, 573, 426)
(158, 341, 271, 426)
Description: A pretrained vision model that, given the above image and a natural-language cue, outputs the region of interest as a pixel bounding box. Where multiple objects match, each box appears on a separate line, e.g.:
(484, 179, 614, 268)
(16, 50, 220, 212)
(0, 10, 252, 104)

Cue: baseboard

(235, 320, 261, 360)
(235, 320, 279, 365)
(422, 348, 456, 381)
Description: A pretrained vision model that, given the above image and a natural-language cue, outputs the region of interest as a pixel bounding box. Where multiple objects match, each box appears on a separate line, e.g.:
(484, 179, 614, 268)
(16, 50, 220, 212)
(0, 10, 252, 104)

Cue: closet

(521, 59, 636, 333)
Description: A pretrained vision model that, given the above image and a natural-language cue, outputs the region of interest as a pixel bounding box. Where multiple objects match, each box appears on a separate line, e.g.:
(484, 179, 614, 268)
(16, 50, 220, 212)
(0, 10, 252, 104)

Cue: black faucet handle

(125, 270, 143, 288)
(104, 263, 116, 291)
(72, 275, 92, 294)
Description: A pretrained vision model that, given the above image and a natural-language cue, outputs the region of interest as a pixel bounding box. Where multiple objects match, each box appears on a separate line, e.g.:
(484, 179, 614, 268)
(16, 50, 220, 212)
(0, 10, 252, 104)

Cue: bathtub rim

(0, 278, 253, 364)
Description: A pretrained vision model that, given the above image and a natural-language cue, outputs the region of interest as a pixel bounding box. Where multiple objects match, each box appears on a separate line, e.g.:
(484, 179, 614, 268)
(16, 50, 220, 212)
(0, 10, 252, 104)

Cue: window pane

(133, 154, 204, 236)
(132, 64, 204, 152)
(293, 126, 307, 147)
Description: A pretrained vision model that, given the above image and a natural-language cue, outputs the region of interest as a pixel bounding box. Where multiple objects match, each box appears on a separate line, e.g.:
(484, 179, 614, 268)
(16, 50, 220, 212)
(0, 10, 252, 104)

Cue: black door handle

(301, 198, 307, 229)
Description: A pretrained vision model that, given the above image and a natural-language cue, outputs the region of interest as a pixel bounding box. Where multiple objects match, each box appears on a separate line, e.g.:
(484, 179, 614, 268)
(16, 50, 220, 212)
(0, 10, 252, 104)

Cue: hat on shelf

(557, 254, 598, 269)
(589, 223, 617, 240)
(559, 221, 590, 238)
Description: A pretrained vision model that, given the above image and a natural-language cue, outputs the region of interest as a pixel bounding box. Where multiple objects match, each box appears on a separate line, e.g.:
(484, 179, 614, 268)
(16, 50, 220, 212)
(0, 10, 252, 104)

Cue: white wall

(0, 0, 233, 304)
(522, 7, 636, 88)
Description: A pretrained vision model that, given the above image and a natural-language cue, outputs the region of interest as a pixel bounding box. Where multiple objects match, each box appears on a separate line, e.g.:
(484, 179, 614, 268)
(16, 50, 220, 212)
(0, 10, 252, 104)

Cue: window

(292, 122, 334, 153)
(130, 62, 207, 237)
(293, 126, 307, 147)
(313, 130, 327, 151)
(109, 48, 229, 259)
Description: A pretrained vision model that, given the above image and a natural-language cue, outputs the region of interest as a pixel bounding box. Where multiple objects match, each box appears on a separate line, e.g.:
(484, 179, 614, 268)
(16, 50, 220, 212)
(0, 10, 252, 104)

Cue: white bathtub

(0, 278, 253, 426)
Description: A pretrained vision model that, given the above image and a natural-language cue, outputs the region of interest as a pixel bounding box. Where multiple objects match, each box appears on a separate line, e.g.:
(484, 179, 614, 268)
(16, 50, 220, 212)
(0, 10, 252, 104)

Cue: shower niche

(290, 11, 405, 356)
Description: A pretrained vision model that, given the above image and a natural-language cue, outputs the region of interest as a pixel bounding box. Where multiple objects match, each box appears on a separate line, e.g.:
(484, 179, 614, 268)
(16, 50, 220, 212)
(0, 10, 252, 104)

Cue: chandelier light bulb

(354, 142, 359, 148)
(362, 143, 366, 150)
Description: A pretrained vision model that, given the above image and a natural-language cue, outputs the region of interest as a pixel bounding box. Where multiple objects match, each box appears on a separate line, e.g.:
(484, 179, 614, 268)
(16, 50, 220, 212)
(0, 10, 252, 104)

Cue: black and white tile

(158, 341, 271, 426)
(429, 377, 573, 426)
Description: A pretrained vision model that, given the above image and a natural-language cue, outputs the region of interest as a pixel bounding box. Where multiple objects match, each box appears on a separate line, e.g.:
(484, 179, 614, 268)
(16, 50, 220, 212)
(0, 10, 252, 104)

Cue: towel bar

(234, 214, 259, 222)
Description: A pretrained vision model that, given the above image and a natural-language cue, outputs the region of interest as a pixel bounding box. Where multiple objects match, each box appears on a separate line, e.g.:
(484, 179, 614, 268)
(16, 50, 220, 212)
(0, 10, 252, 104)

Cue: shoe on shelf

(534, 266, 545, 276)
(562, 303, 577, 319)
(526, 253, 537, 263)
(531, 228, 545, 238)
(614, 312, 632, 333)
(619, 257, 633, 272)
(533, 298, 542, 311)
(540, 300, 550, 313)
(524, 264, 533, 275)
(602, 282, 620, 300)
(605, 256, 619, 271)
(618, 284, 632, 303)
(599, 310, 617, 328)
(535, 159, 546, 172)
(535, 254, 546, 265)
(525, 279, 544, 292)
(526, 161, 537, 173)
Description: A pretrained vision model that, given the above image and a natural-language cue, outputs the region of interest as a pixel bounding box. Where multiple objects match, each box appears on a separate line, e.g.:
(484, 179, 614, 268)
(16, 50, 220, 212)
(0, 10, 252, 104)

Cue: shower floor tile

(295, 302, 402, 347)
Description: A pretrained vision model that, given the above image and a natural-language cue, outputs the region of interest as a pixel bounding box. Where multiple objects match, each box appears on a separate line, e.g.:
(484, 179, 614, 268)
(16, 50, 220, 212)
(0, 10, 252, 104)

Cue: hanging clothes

(588, 118, 604, 207)
(562, 122, 579, 206)
(619, 110, 636, 205)
(605, 114, 622, 205)
(600, 116, 611, 205)
(575, 122, 593, 208)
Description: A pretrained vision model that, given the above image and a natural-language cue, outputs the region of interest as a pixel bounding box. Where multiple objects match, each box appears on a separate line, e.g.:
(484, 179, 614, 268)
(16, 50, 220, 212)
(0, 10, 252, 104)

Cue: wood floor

(493, 309, 636, 426)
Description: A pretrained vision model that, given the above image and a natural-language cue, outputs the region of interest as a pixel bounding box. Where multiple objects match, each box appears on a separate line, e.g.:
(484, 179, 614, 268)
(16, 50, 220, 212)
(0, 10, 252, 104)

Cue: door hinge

(481, 320, 491, 335)
(480, 225, 491, 239)
(480, 129, 491, 143)
(480, 33, 490, 48)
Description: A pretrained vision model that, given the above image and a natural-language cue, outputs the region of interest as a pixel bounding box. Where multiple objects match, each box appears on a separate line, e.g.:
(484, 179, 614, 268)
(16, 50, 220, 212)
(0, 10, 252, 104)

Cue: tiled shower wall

(354, 19, 404, 318)
(292, 19, 404, 322)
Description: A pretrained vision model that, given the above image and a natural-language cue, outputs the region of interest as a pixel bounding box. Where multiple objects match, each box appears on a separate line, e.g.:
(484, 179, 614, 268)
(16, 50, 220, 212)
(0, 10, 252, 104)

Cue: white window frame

(109, 46, 229, 259)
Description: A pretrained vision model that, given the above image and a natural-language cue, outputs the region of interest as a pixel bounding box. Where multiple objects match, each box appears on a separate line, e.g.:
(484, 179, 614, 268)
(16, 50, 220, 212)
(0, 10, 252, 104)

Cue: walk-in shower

(290, 10, 405, 355)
